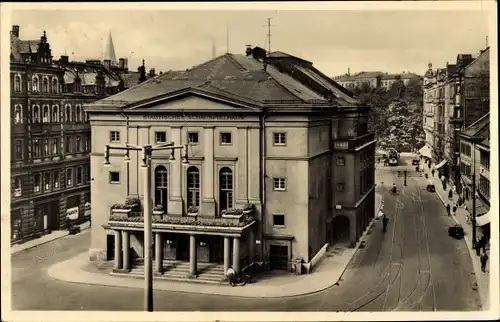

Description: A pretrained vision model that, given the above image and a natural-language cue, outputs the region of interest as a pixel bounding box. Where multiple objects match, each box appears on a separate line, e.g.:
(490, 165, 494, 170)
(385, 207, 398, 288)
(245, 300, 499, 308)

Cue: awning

(435, 159, 447, 170)
(465, 198, 489, 216)
(476, 212, 491, 226)
(418, 146, 432, 158)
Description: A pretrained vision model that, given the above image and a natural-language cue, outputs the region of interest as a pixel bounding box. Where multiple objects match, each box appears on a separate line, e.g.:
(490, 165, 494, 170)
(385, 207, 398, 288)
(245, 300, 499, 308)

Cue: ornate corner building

(9, 25, 154, 244)
(85, 46, 376, 276)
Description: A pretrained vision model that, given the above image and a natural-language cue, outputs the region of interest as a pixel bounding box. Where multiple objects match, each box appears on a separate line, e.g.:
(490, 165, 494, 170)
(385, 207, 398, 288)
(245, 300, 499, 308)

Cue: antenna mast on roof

(226, 24, 230, 54)
(264, 17, 275, 54)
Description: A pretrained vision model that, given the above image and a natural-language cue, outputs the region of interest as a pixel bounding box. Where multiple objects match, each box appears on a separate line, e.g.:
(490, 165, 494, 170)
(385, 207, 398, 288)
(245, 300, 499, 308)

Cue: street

(10, 155, 481, 311)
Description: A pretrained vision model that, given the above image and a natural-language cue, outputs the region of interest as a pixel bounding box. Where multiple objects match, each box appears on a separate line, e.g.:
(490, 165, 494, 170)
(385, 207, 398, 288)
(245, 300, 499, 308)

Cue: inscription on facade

(143, 115, 244, 120)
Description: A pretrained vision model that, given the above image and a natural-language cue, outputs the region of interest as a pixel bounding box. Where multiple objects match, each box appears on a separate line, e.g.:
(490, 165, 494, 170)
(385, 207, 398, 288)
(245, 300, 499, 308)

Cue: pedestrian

(448, 189, 453, 200)
(476, 238, 483, 256)
(446, 204, 451, 216)
(452, 204, 457, 214)
(480, 235, 488, 253)
(431, 169, 435, 177)
(226, 266, 236, 283)
(480, 250, 488, 272)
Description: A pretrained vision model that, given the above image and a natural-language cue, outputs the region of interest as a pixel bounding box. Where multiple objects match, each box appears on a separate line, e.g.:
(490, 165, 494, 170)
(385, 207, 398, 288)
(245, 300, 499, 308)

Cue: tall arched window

(42, 77, 49, 93)
(219, 167, 233, 212)
(65, 104, 72, 122)
(32, 75, 39, 93)
(32, 105, 40, 123)
(187, 166, 200, 207)
(51, 77, 58, 93)
(154, 166, 168, 211)
(14, 75, 21, 92)
(14, 105, 22, 124)
(75, 105, 81, 122)
(42, 105, 50, 123)
(52, 105, 59, 123)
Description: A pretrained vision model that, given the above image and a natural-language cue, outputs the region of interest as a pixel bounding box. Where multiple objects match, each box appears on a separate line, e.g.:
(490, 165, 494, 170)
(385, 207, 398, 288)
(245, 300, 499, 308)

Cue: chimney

(103, 59, 111, 69)
(149, 68, 156, 78)
(138, 59, 147, 83)
(123, 58, 128, 70)
(119, 58, 125, 69)
(12, 25, 20, 38)
(245, 45, 252, 56)
(348, 67, 350, 76)
(59, 55, 69, 65)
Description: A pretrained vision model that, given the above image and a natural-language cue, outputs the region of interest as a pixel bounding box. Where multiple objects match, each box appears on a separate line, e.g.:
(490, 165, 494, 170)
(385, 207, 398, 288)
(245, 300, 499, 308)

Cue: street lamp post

(104, 142, 189, 312)
(471, 172, 477, 249)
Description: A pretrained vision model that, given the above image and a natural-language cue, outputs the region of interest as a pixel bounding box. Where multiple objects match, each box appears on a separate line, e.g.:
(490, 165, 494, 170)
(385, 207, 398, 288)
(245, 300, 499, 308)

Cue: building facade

(458, 113, 489, 216)
(422, 47, 489, 188)
(86, 47, 376, 277)
(9, 25, 149, 244)
(333, 71, 421, 90)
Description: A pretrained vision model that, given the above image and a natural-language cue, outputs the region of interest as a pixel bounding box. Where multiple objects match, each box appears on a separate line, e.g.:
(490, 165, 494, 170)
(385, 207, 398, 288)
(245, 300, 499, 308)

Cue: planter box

(153, 210, 164, 216)
(112, 208, 131, 214)
(187, 212, 198, 217)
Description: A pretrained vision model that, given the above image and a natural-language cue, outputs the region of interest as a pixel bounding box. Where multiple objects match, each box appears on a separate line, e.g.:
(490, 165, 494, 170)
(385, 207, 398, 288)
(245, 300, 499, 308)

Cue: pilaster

(202, 126, 215, 216)
(169, 126, 183, 215)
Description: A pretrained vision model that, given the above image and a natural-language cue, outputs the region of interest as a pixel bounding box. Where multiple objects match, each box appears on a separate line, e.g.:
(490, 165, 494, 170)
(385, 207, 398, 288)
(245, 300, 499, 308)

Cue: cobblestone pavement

(10, 162, 481, 311)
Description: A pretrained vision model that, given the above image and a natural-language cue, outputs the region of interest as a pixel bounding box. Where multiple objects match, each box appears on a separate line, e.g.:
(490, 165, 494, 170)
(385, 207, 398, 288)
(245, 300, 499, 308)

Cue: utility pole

(472, 172, 477, 248)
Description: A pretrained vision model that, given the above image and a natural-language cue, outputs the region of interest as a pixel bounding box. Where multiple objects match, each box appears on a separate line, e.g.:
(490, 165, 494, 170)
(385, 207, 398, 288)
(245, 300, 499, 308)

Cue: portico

(108, 216, 256, 278)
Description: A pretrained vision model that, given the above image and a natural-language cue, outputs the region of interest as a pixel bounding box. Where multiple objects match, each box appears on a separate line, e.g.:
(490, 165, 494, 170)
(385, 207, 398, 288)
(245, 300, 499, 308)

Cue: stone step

(111, 271, 225, 285)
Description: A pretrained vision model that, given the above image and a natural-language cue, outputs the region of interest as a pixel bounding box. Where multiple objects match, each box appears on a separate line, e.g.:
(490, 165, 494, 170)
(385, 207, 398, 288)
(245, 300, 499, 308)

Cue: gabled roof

(10, 33, 38, 62)
(89, 52, 359, 109)
(460, 113, 489, 139)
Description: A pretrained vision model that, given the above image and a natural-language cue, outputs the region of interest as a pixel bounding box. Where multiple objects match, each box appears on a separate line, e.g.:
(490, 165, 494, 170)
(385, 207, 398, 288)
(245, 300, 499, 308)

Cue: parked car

(448, 224, 464, 240)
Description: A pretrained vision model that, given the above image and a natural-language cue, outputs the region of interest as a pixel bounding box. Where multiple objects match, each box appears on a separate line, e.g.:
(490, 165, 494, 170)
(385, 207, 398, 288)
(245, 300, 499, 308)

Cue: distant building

(333, 71, 421, 90)
(9, 25, 151, 244)
(85, 46, 376, 278)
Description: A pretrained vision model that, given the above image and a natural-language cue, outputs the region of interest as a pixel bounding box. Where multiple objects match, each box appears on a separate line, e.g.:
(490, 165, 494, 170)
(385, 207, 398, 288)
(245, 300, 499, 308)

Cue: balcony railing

(334, 132, 375, 151)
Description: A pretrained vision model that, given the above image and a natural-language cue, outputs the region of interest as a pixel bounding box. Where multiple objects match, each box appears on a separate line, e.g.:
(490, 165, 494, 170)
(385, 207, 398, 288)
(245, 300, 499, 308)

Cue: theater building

(85, 47, 376, 279)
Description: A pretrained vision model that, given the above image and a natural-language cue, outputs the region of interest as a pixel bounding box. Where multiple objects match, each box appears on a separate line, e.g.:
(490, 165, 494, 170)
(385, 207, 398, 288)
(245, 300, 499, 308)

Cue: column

(189, 234, 197, 276)
(169, 126, 183, 215)
(248, 229, 255, 263)
(233, 237, 241, 274)
(155, 233, 163, 273)
(122, 230, 130, 270)
(223, 236, 231, 274)
(202, 126, 215, 215)
(114, 230, 122, 270)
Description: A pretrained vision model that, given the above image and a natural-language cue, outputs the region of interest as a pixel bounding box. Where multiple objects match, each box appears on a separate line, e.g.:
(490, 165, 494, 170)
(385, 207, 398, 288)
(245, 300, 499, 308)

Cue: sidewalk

(11, 221, 91, 255)
(422, 161, 490, 310)
(47, 194, 383, 298)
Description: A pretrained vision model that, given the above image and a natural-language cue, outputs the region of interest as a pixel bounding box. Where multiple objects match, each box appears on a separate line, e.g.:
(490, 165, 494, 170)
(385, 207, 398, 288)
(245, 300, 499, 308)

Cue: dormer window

(52, 77, 58, 93)
(14, 74, 21, 92)
(42, 77, 49, 93)
(32, 75, 39, 93)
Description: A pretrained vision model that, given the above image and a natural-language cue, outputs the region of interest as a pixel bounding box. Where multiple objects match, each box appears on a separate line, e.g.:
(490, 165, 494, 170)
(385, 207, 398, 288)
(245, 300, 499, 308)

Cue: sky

(9, 7, 490, 77)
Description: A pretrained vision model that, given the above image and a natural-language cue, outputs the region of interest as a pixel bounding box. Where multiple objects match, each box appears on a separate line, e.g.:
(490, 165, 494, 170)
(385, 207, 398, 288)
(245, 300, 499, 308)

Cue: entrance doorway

(269, 245, 288, 270)
(106, 234, 115, 260)
(332, 215, 350, 244)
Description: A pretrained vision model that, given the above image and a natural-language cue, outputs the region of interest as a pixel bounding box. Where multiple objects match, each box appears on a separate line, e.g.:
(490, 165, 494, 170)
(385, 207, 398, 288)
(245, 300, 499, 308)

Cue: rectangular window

(337, 183, 345, 192)
(34, 173, 41, 193)
(273, 132, 287, 146)
(220, 132, 232, 145)
(336, 156, 345, 166)
(480, 150, 490, 170)
(14, 177, 22, 197)
(32, 138, 40, 158)
(84, 136, 90, 151)
(15, 139, 23, 160)
(273, 178, 286, 191)
(110, 171, 120, 183)
(110, 131, 120, 143)
(66, 168, 73, 187)
(76, 136, 82, 152)
(53, 170, 60, 189)
(273, 214, 285, 227)
(52, 137, 59, 154)
(188, 132, 199, 144)
(155, 131, 167, 143)
(44, 172, 51, 192)
(76, 166, 83, 185)
(65, 136, 72, 153)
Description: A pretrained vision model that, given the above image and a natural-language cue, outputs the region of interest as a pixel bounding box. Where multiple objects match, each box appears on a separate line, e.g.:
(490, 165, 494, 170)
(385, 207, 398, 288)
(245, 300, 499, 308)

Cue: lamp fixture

(124, 151, 131, 163)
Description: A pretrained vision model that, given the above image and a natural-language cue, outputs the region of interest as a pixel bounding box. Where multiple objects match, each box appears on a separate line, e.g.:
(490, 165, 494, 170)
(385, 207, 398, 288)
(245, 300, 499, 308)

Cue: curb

(334, 194, 384, 285)
(11, 226, 90, 255)
(423, 170, 487, 309)
(47, 196, 385, 299)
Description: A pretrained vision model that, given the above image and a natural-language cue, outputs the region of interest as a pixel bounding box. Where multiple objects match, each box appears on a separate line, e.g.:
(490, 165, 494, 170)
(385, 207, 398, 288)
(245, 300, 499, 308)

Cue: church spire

(104, 32, 117, 62)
